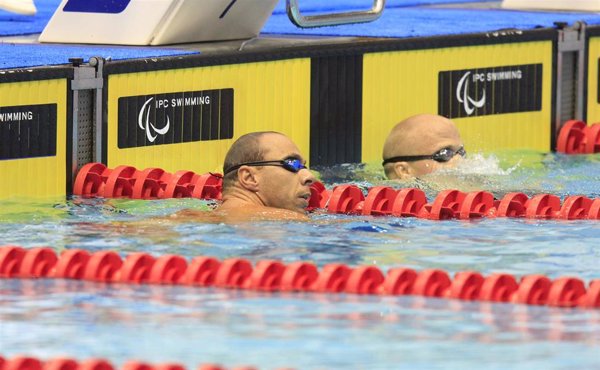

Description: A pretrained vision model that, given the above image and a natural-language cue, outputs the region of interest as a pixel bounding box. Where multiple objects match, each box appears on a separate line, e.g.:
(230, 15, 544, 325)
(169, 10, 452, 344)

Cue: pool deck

(2, 0, 600, 69)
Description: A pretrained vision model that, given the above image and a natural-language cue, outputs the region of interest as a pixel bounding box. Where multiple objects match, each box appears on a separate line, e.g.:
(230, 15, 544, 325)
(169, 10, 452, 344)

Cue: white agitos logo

(138, 97, 170, 142)
(456, 72, 486, 116)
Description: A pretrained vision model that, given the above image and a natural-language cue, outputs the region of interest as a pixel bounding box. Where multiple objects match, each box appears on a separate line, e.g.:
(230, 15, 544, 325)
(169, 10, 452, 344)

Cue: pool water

(1, 152, 600, 369)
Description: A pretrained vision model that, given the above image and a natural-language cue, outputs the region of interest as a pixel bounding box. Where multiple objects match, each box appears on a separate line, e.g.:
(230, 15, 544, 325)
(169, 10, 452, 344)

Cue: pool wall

(0, 67, 72, 198)
(586, 26, 600, 124)
(0, 22, 596, 198)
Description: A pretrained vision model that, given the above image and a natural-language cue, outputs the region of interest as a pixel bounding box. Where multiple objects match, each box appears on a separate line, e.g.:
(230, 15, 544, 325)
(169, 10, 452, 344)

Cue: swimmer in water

(174, 131, 316, 223)
(382, 114, 465, 180)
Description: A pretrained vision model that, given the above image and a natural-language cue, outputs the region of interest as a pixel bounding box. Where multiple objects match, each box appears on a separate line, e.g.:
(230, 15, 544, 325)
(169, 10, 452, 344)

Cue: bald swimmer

(382, 114, 465, 180)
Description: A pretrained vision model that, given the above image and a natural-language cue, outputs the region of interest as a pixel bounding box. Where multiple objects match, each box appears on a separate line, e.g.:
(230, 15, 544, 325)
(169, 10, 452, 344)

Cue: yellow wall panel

(107, 58, 311, 174)
(587, 37, 600, 124)
(0, 79, 67, 199)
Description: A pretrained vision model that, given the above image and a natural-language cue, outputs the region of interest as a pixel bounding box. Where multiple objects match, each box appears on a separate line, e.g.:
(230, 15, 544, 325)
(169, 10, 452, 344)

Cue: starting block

(39, 0, 279, 45)
(502, 0, 600, 12)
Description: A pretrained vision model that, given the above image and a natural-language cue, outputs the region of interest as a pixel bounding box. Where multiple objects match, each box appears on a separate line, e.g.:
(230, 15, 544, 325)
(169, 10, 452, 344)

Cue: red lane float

(191, 173, 223, 200)
(73, 163, 224, 201)
(585, 123, 600, 153)
(382, 268, 417, 295)
(346, 266, 385, 294)
(480, 274, 519, 302)
(391, 188, 427, 217)
(0, 245, 25, 278)
(495, 192, 528, 217)
(45, 358, 79, 370)
(548, 277, 586, 307)
(280, 261, 319, 291)
(120, 253, 156, 283)
(557, 120, 600, 154)
(162, 170, 194, 198)
(362, 186, 397, 216)
(247, 260, 286, 291)
(215, 258, 253, 288)
(132, 168, 166, 199)
(449, 271, 484, 300)
(426, 190, 466, 220)
(150, 254, 188, 284)
(589, 199, 600, 220)
(20, 247, 58, 278)
(54, 249, 90, 279)
(103, 166, 137, 198)
(4, 357, 43, 370)
(557, 120, 587, 154)
(84, 251, 122, 282)
(73, 163, 111, 197)
(313, 264, 352, 293)
(525, 194, 561, 219)
(307, 182, 330, 211)
(559, 196, 592, 220)
(0, 356, 262, 370)
(2, 246, 598, 310)
(459, 192, 495, 219)
(327, 185, 364, 214)
(183, 256, 221, 286)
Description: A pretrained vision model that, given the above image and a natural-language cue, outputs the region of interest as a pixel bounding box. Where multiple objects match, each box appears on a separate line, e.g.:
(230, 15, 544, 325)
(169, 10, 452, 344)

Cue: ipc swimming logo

(439, 64, 542, 119)
(456, 71, 486, 116)
(118, 88, 234, 148)
(138, 97, 170, 143)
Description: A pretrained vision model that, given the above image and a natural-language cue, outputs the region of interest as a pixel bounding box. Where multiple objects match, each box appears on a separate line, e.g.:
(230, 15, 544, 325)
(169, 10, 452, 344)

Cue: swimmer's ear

(393, 162, 413, 180)
(237, 166, 260, 192)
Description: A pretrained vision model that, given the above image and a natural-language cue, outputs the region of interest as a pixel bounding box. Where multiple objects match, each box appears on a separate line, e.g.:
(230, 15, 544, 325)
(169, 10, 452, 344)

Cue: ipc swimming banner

(438, 64, 543, 119)
(0, 104, 57, 160)
(117, 89, 234, 149)
(0, 75, 67, 198)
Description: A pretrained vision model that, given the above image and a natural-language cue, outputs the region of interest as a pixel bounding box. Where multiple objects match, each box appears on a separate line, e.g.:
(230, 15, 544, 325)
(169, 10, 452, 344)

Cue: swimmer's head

(222, 131, 316, 214)
(382, 114, 464, 180)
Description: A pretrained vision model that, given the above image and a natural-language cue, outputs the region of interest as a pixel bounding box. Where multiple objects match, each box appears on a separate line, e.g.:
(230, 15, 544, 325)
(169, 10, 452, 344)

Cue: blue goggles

(382, 146, 466, 165)
(224, 157, 307, 175)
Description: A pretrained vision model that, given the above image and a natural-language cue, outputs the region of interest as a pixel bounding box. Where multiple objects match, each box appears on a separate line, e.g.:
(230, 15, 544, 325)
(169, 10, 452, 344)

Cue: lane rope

(556, 120, 600, 154)
(1, 246, 599, 309)
(73, 162, 600, 221)
(0, 354, 268, 370)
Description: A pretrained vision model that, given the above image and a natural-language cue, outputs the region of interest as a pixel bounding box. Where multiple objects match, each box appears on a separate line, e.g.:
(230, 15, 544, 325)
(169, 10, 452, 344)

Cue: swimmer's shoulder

(216, 203, 309, 222)
(169, 208, 225, 223)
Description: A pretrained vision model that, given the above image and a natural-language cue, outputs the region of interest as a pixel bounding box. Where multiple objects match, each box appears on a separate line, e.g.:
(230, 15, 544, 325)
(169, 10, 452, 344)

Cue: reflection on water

(1, 279, 599, 370)
(1, 151, 600, 369)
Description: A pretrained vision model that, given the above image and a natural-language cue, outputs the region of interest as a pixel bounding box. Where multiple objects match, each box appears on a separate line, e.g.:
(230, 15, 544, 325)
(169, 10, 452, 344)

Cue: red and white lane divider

(1, 246, 598, 309)
(0, 355, 268, 370)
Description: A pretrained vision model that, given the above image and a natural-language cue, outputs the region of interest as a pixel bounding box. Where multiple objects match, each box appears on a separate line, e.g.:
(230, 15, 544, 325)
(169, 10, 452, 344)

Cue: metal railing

(286, 0, 386, 28)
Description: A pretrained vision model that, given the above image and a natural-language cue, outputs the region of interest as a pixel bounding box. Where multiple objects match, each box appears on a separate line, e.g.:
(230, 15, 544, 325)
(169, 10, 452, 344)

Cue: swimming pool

(1, 152, 600, 369)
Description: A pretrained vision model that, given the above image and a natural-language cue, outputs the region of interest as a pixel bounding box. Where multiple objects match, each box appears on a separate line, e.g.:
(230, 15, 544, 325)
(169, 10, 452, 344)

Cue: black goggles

(382, 146, 466, 165)
(224, 157, 307, 175)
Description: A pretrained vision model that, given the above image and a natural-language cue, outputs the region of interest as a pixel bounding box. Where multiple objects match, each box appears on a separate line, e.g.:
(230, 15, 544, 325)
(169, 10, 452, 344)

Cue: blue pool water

(1, 152, 600, 369)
